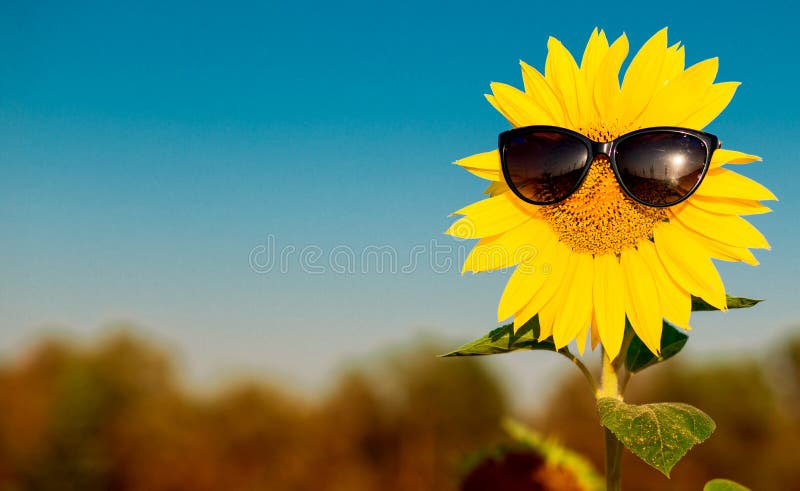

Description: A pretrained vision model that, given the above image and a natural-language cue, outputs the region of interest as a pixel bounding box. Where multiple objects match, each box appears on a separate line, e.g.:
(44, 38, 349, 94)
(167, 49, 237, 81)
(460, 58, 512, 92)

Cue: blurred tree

(389, 341, 508, 490)
(774, 334, 800, 419)
(0, 332, 509, 491)
(311, 340, 509, 491)
(207, 382, 313, 490)
(312, 371, 395, 491)
(0, 339, 71, 486)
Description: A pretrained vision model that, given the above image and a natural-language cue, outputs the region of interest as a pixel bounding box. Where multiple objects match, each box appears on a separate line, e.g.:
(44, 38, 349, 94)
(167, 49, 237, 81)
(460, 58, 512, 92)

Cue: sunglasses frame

(498, 125, 720, 208)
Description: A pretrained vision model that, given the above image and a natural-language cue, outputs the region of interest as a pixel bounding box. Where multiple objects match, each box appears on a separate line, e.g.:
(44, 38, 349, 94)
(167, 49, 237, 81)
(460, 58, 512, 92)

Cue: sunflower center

(538, 155, 666, 256)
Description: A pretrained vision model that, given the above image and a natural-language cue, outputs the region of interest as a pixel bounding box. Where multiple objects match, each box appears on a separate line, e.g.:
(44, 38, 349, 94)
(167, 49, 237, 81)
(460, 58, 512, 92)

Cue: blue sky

(1, 1, 798, 401)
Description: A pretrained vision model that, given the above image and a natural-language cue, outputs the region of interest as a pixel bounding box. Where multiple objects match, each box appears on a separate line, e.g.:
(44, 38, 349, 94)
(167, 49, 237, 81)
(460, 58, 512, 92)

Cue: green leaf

(441, 316, 557, 357)
(625, 321, 688, 373)
(597, 397, 716, 477)
(625, 295, 762, 372)
(703, 479, 751, 491)
(691, 295, 762, 311)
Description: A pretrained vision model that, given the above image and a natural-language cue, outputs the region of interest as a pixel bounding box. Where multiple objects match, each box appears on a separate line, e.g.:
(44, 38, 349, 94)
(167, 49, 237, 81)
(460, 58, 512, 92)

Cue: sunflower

(446, 28, 775, 360)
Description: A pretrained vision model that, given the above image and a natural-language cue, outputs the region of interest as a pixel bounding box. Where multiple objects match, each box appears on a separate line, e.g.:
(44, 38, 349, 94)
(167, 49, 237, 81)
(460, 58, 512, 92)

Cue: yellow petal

(551, 253, 593, 350)
(575, 323, 589, 356)
(489, 82, 556, 127)
(579, 28, 610, 126)
(502, 239, 566, 322)
(454, 150, 501, 181)
(709, 244, 759, 265)
(537, 288, 562, 340)
(619, 40, 683, 129)
(666, 43, 686, 79)
(590, 321, 601, 350)
(662, 43, 683, 76)
(580, 28, 609, 78)
(639, 58, 719, 127)
(669, 219, 760, 265)
(678, 81, 739, 130)
(710, 149, 761, 169)
(690, 195, 771, 216)
(700, 238, 760, 265)
(511, 242, 571, 325)
(484, 181, 510, 197)
(695, 168, 777, 201)
(447, 192, 533, 239)
(592, 33, 629, 122)
(545, 36, 586, 129)
(621, 248, 664, 355)
(653, 222, 727, 310)
(619, 28, 669, 127)
(463, 218, 555, 273)
(669, 203, 770, 249)
(592, 253, 626, 360)
(520, 61, 567, 125)
(636, 240, 692, 329)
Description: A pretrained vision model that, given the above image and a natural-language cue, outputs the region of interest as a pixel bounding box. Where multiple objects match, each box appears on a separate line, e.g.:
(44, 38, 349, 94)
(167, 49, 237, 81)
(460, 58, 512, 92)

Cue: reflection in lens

(504, 132, 590, 204)
(615, 132, 707, 206)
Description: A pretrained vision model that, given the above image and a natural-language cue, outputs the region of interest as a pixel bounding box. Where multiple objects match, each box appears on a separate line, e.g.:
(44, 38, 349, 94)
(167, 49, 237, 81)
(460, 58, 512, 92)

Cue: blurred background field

(0, 328, 797, 491)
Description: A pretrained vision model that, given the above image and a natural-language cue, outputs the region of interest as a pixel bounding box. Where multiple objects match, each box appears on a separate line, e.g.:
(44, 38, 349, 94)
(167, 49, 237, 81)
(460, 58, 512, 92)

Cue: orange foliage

(0, 330, 798, 490)
(0, 334, 506, 491)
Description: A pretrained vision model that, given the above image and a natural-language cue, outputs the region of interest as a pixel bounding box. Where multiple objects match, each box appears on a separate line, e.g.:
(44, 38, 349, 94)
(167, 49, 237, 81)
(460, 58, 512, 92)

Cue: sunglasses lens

(503, 131, 590, 204)
(614, 131, 708, 206)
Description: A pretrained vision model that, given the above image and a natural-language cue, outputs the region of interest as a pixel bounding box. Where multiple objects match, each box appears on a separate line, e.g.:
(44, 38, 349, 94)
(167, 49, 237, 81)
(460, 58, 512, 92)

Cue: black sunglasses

(498, 126, 720, 208)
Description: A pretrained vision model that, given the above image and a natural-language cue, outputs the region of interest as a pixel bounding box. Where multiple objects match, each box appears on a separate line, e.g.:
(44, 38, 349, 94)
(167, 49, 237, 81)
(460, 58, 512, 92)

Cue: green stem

(558, 348, 597, 393)
(614, 327, 636, 371)
(604, 427, 623, 491)
(619, 367, 632, 394)
(598, 350, 619, 399)
(599, 349, 623, 490)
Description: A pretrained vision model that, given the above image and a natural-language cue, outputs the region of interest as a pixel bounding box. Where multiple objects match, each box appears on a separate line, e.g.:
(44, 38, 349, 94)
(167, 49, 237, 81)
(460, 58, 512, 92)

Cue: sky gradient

(2, 1, 798, 404)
